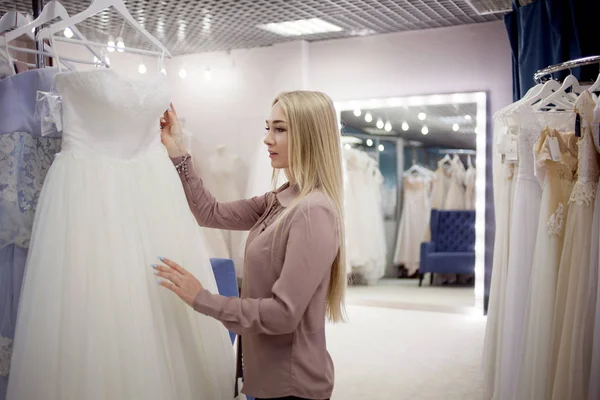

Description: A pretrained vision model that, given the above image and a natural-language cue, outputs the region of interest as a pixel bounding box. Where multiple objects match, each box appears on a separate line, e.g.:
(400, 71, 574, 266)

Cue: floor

(327, 305, 486, 400)
(346, 278, 475, 314)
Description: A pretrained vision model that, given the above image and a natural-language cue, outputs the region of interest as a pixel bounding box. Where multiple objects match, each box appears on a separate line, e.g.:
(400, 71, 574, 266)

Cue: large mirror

(336, 92, 487, 314)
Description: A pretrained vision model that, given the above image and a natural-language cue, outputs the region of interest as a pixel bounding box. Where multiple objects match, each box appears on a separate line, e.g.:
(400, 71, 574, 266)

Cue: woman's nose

(263, 131, 274, 146)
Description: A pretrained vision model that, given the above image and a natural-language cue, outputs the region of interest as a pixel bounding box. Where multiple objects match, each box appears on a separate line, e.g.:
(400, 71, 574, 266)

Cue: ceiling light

(104, 56, 110, 66)
(452, 123, 460, 132)
(138, 63, 146, 74)
(179, 69, 188, 79)
(365, 112, 373, 123)
(257, 18, 342, 37)
(107, 35, 115, 52)
(402, 122, 409, 131)
(353, 108, 361, 117)
(385, 121, 392, 132)
(344, 143, 351, 149)
(366, 139, 373, 147)
(465, 115, 472, 121)
(204, 68, 212, 80)
(376, 119, 384, 129)
(160, 68, 167, 75)
(116, 36, 125, 52)
(63, 27, 73, 38)
(418, 112, 427, 121)
(421, 126, 429, 135)
(378, 144, 385, 152)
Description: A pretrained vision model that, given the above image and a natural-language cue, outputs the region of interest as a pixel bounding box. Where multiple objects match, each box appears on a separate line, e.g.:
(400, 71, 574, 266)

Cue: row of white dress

(393, 156, 475, 275)
(343, 147, 387, 284)
(484, 89, 600, 400)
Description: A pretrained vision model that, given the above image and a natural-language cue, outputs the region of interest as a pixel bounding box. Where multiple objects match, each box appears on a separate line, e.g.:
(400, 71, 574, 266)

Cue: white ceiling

(0, 0, 507, 55)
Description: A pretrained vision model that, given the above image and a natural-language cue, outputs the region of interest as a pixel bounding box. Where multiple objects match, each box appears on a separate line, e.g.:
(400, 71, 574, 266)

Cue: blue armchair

(419, 209, 475, 286)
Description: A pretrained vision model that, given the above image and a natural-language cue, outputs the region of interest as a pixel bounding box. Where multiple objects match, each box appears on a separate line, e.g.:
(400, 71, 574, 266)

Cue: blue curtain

(505, 0, 600, 101)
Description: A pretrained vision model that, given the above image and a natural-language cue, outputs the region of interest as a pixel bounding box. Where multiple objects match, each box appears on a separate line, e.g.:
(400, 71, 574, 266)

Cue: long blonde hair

(272, 91, 346, 323)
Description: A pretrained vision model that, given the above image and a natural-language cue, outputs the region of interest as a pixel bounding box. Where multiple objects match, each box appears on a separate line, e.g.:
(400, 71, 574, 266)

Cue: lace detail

(0, 336, 12, 377)
(547, 202, 565, 235)
(0, 132, 61, 248)
(570, 181, 598, 205)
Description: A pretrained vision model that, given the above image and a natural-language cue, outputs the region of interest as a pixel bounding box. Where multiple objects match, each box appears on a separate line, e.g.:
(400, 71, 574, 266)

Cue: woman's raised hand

(160, 103, 187, 158)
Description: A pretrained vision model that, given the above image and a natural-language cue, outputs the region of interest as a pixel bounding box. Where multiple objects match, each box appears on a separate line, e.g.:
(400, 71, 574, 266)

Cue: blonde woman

(156, 92, 346, 400)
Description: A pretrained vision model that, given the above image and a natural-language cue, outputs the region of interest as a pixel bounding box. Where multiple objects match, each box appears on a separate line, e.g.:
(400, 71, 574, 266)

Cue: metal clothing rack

(534, 55, 600, 84)
(436, 148, 476, 155)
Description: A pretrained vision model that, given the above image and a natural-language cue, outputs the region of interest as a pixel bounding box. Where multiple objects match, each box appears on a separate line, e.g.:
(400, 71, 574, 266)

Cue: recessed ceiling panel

(1, 0, 504, 55)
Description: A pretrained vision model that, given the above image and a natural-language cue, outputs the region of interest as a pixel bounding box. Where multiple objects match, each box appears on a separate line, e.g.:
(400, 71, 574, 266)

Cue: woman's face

(264, 102, 290, 169)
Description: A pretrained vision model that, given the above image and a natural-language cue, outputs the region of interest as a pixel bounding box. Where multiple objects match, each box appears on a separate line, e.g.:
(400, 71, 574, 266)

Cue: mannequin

(184, 124, 230, 259)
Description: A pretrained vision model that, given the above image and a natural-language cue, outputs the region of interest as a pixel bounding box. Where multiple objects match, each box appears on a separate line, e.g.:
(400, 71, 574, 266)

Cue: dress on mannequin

(394, 174, 432, 275)
(443, 155, 466, 210)
(207, 145, 245, 269)
(187, 133, 230, 259)
(6, 69, 235, 400)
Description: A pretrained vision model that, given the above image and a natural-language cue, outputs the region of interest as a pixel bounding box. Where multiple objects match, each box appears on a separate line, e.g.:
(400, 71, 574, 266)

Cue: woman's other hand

(160, 103, 187, 158)
(154, 257, 204, 307)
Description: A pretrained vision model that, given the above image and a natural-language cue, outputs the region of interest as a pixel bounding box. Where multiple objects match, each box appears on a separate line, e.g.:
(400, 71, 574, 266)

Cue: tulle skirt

(7, 147, 235, 400)
(498, 175, 541, 399)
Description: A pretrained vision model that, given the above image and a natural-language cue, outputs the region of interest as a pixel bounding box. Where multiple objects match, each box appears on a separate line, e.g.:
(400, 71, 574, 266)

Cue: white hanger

(438, 154, 452, 166)
(3, 1, 105, 67)
(534, 74, 581, 110)
(467, 155, 473, 168)
(587, 71, 600, 93)
(404, 163, 434, 177)
(38, 0, 171, 58)
(0, 11, 32, 36)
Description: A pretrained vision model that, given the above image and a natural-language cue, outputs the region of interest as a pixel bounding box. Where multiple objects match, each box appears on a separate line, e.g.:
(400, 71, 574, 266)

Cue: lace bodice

(507, 103, 576, 180)
(54, 69, 171, 160)
(571, 91, 600, 204)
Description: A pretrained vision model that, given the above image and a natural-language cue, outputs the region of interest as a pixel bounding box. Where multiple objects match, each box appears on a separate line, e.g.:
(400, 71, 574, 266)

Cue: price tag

(505, 137, 518, 163)
(547, 136, 561, 162)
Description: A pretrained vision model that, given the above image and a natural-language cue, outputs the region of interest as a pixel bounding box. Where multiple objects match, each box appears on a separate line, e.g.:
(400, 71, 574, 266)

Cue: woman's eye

(276, 128, 286, 133)
(265, 127, 270, 132)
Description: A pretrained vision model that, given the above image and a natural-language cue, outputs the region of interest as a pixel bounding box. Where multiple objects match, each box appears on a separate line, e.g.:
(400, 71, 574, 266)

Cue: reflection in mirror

(337, 92, 486, 315)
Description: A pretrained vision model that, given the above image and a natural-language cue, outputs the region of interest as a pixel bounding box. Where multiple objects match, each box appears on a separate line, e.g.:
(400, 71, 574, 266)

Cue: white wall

(53, 21, 512, 196)
(167, 20, 511, 193)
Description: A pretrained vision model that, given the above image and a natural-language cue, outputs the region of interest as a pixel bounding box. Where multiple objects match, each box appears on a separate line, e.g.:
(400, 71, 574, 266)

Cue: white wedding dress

(7, 69, 235, 400)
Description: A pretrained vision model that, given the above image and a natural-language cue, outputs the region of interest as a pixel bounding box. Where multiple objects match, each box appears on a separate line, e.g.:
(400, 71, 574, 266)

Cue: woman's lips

(269, 152, 278, 158)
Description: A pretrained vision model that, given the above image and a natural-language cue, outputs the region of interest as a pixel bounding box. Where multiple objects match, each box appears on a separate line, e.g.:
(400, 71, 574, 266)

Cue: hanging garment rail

(436, 148, 476, 155)
(534, 55, 600, 83)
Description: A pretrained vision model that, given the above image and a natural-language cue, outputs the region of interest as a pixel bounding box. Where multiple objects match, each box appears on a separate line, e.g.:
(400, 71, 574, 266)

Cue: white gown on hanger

(7, 70, 235, 400)
(589, 101, 600, 400)
(498, 104, 575, 400)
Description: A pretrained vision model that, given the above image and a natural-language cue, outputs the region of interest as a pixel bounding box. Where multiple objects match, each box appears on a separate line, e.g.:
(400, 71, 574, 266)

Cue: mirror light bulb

(138, 63, 147, 74)
(179, 69, 188, 79)
(465, 115, 472, 121)
(204, 68, 212, 80)
(378, 144, 385, 152)
(418, 112, 427, 121)
(63, 27, 74, 38)
(421, 126, 429, 135)
(366, 139, 373, 147)
(452, 123, 460, 132)
(365, 112, 373, 123)
(376, 119, 384, 129)
(160, 68, 167, 75)
(385, 121, 392, 132)
(116, 37, 125, 52)
(402, 122, 409, 131)
(107, 35, 116, 52)
(353, 109, 361, 117)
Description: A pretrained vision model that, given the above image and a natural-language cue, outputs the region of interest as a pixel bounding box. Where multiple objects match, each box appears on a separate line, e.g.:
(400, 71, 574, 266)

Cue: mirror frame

(334, 91, 487, 315)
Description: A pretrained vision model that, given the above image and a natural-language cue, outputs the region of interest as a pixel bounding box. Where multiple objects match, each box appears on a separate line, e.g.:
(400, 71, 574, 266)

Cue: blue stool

(209, 258, 254, 400)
